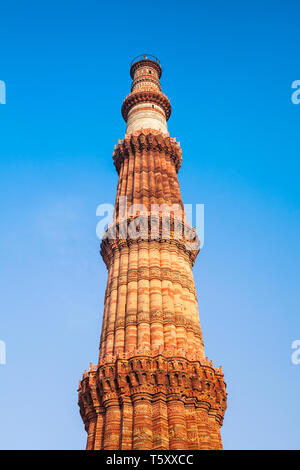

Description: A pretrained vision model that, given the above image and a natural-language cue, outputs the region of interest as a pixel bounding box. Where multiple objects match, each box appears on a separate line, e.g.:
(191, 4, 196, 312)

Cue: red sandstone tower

(78, 55, 227, 450)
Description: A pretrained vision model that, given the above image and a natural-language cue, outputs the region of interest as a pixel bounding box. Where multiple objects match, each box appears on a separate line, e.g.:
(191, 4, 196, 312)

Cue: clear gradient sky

(0, 0, 299, 450)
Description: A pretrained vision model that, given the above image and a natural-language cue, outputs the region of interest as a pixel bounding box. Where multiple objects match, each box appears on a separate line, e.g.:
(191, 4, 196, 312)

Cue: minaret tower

(78, 55, 227, 450)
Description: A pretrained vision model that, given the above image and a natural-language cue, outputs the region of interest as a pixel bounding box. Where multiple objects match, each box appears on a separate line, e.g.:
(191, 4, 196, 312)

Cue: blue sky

(0, 0, 299, 449)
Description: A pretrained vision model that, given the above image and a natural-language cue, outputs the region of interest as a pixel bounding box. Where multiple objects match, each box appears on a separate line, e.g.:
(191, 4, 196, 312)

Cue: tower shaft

(78, 55, 227, 450)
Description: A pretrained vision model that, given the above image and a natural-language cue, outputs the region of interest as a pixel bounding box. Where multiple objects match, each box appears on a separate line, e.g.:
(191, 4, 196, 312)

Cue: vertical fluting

(86, 416, 97, 450)
(137, 241, 151, 350)
(105, 251, 120, 355)
(179, 253, 195, 355)
(148, 145, 156, 207)
(114, 157, 124, 218)
(171, 246, 188, 350)
(114, 245, 128, 354)
(161, 244, 177, 349)
(125, 243, 138, 351)
(167, 398, 188, 450)
(196, 407, 211, 450)
(132, 147, 140, 206)
(94, 409, 105, 450)
(160, 152, 172, 204)
(208, 413, 223, 450)
(99, 263, 112, 360)
(149, 242, 164, 350)
(120, 397, 133, 450)
(127, 147, 134, 209)
(155, 150, 164, 205)
(185, 404, 199, 450)
(103, 400, 121, 450)
(118, 151, 129, 222)
(141, 150, 149, 208)
(152, 398, 169, 449)
(132, 395, 153, 450)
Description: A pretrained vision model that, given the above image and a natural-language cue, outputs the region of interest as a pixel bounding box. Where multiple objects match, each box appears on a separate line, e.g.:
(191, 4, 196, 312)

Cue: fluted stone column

(152, 397, 169, 449)
(132, 394, 153, 450)
(78, 55, 227, 450)
(103, 399, 121, 450)
(86, 415, 97, 450)
(94, 408, 105, 450)
(167, 398, 188, 450)
(120, 397, 133, 450)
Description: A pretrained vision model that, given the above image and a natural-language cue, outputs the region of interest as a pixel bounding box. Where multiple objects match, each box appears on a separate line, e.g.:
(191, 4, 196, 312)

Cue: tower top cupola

(130, 54, 162, 79)
(122, 54, 171, 135)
